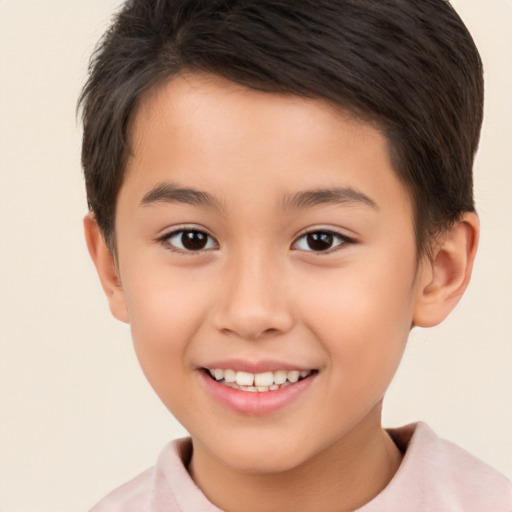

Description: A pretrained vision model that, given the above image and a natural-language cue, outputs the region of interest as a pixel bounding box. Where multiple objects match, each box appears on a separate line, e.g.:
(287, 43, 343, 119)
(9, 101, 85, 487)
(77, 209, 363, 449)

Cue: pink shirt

(90, 422, 512, 511)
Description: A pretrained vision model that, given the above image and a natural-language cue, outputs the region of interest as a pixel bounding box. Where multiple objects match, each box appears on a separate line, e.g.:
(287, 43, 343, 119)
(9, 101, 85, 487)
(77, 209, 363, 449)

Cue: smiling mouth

(204, 368, 317, 392)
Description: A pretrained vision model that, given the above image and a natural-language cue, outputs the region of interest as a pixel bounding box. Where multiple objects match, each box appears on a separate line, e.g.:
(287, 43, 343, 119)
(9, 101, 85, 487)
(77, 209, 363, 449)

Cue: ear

(83, 213, 129, 323)
(413, 212, 479, 328)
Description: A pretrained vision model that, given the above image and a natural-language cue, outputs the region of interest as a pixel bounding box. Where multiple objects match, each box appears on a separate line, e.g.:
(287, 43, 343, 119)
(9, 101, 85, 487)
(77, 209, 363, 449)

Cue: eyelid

(291, 227, 355, 253)
(157, 225, 219, 253)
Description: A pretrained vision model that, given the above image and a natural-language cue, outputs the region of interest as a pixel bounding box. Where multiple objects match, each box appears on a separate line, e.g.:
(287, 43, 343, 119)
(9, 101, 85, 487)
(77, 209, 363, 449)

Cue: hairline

(104, 72, 440, 262)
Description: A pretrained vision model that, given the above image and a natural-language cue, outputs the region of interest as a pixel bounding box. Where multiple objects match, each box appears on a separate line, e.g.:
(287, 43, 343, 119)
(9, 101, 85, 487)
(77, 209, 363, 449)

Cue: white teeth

(235, 371, 254, 386)
(224, 369, 236, 383)
(254, 371, 274, 387)
(287, 370, 300, 383)
(274, 370, 287, 385)
(207, 367, 313, 391)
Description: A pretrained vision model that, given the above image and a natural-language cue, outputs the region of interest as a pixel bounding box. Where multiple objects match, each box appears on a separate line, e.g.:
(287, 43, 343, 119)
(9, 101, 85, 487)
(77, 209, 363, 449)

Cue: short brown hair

(79, 0, 484, 253)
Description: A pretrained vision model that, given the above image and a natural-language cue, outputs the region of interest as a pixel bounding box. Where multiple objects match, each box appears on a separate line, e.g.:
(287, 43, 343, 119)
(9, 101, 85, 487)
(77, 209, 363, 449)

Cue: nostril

(212, 292, 295, 340)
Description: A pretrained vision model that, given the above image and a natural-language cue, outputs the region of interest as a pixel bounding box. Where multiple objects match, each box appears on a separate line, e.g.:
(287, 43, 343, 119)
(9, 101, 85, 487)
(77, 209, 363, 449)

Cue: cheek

(120, 268, 209, 382)
(300, 257, 415, 379)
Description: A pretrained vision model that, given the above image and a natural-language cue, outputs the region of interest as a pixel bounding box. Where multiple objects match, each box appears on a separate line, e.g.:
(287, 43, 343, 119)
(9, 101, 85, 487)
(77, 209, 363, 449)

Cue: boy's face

(109, 73, 428, 473)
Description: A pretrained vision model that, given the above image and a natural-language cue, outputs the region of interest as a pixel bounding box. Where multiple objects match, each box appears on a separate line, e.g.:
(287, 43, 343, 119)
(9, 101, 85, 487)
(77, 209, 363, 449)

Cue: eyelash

(158, 227, 354, 254)
(292, 229, 353, 254)
(158, 227, 218, 254)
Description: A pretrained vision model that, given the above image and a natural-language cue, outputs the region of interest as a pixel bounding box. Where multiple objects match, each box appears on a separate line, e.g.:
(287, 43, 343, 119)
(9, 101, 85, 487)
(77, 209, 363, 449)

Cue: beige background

(0, 1, 511, 511)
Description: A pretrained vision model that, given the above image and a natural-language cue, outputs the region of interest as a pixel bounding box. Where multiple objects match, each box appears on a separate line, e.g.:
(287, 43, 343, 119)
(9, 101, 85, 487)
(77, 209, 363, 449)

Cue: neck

(188, 407, 402, 512)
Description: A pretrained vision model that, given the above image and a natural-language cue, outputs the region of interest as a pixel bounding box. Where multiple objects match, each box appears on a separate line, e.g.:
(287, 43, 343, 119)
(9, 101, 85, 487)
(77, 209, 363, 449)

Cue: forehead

(122, 73, 412, 220)
(130, 73, 372, 157)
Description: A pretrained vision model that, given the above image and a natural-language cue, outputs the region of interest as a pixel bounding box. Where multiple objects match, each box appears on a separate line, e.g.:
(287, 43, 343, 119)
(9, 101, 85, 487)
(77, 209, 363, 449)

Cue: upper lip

(201, 358, 316, 374)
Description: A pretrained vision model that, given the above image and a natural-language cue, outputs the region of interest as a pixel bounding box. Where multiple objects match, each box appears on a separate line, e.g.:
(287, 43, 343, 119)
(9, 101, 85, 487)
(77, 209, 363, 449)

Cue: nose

(212, 250, 294, 340)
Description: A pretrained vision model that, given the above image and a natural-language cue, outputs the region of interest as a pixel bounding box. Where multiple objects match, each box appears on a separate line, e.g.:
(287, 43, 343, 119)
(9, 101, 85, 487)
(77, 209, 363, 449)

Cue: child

(80, 0, 512, 510)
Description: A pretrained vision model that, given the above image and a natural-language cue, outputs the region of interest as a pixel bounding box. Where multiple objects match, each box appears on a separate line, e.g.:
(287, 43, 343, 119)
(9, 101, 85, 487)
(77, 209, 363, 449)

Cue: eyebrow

(140, 182, 224, 210)
(281, 187, 378, 211)
(140, 182, 377, 212)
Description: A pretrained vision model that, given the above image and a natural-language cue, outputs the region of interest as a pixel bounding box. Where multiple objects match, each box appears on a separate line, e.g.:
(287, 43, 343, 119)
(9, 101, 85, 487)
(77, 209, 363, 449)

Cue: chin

(208, 434, 314, 474)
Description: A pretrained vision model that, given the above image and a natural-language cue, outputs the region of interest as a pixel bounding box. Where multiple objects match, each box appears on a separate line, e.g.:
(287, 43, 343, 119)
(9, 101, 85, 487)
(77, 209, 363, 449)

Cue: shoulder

(88, 466, 154, 512)
(363, 422, 512, 512)
(88, 439, 191, 512)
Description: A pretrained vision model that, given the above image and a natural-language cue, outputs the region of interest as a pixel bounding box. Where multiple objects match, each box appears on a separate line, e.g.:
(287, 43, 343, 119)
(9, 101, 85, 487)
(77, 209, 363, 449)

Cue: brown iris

(181, 231, 209, 250)
(306, 232, 335, 251)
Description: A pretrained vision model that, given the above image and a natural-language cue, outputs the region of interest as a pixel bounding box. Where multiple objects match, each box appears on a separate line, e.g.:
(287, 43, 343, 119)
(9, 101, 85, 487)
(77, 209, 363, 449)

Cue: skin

(85, 73, 479, 512)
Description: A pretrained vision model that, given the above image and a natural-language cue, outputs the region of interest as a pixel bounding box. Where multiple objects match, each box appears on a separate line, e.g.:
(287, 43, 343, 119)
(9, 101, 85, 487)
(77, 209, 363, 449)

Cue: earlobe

(413, 212, 479, 328)
(83, 213, 129, 323)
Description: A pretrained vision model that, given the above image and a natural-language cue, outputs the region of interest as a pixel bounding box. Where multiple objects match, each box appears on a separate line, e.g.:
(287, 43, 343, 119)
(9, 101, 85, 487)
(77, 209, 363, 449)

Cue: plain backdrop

(0, 1, 511, 511)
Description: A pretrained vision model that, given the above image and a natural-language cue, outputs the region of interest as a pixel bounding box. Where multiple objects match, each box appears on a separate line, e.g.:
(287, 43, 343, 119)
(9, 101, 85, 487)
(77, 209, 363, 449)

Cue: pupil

(182, 231, 207, 250)
(307, 232, 333, 251)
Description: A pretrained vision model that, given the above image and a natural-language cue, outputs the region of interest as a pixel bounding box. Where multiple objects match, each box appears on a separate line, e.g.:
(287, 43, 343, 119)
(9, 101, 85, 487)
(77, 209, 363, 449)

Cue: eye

(293, 230, 350, 252)
(162, 229, 218, 252)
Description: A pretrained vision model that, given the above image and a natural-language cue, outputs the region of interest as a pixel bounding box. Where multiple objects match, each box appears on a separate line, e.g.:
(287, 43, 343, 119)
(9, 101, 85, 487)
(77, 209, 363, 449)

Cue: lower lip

(199, 371, 317, 415)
